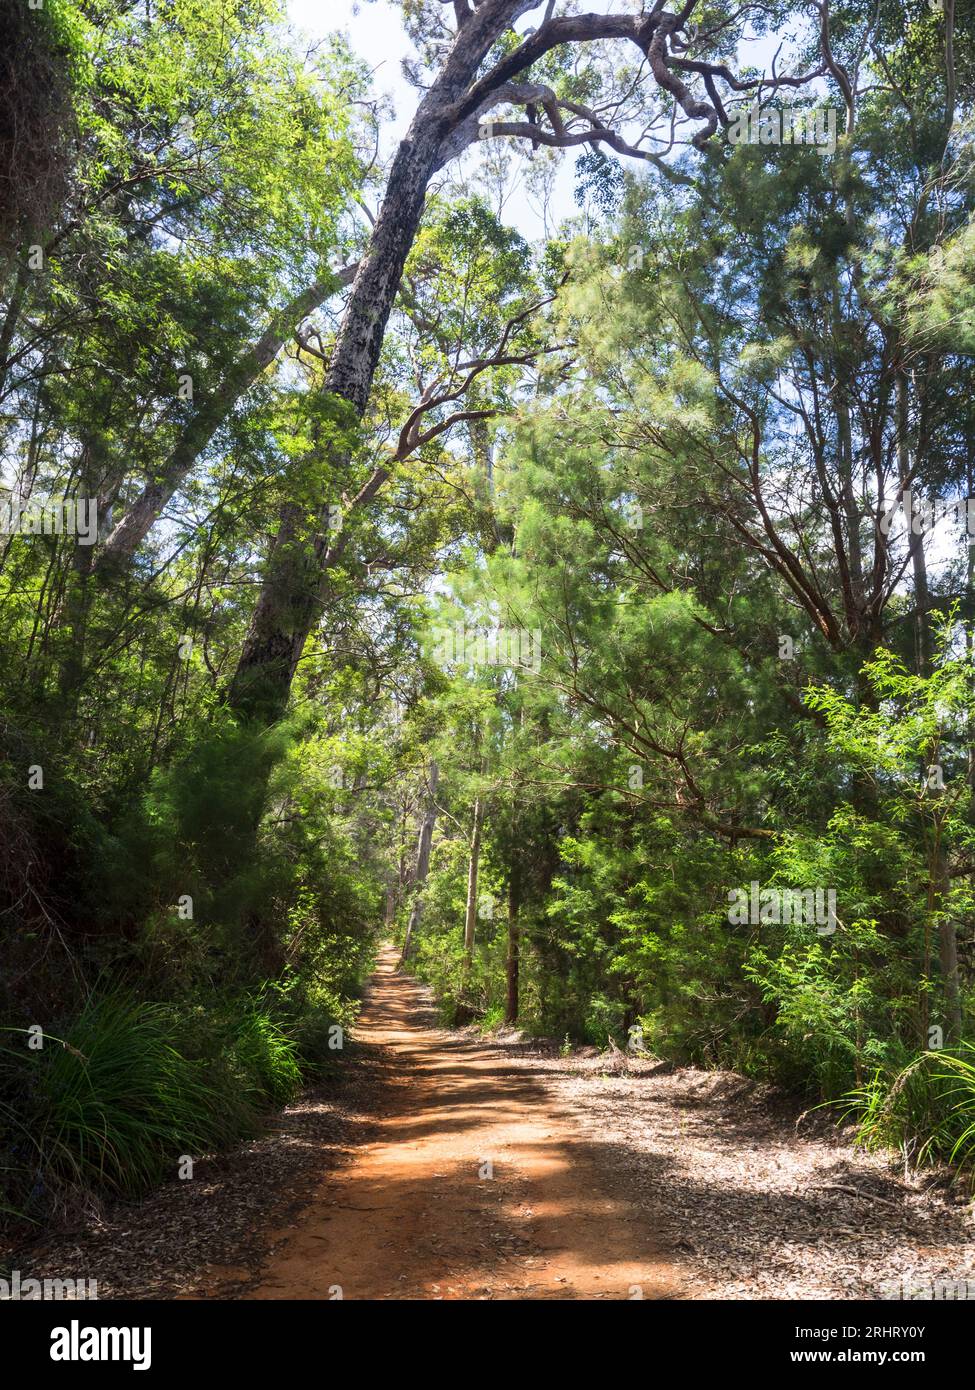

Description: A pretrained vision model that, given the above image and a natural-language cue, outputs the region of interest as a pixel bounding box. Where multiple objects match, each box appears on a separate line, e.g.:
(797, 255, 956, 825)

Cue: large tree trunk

(228, 1, 527, 724)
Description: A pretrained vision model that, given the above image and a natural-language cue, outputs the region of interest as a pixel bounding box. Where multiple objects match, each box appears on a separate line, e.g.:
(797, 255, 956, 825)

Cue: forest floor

(13, 946, 975, 1300)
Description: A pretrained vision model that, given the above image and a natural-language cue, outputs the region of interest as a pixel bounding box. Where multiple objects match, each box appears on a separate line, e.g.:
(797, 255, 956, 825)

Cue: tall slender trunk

(898, 372, 931, 675)
(400, 761, 439, 965)
(0, 263, 28, 402)
(505, 846, 521, 1025)
(967, 445, 974, 791)
(462, 795, 483, 975)
(55, 439, 110, 715)
(911, 528, 931, 675)
(932, 818, 962, 1043)
(898, 369, 960, 1039)
(57, 540, 94, 712)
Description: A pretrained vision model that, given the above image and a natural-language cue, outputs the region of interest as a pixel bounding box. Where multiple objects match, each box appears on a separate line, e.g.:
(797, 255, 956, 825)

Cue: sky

(284, 1, 804, 242)
(281, 2, 965, 580)
(284, 0, 624, 239)
(289, 0, 412, 140)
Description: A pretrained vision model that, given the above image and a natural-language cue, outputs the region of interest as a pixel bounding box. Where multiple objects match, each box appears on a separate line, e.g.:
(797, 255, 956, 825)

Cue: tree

(401, 760, 440, 963)
(806, 617, 975, 1044)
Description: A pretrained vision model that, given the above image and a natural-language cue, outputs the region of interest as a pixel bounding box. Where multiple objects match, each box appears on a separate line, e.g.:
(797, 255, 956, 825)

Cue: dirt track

(242, 947, 683, 1300)
(15, 948, 973, 1301)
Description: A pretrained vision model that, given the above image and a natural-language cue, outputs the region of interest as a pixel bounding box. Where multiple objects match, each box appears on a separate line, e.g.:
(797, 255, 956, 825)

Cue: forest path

(21, 948, 971, 1300)
(242, 945, 682, 1301)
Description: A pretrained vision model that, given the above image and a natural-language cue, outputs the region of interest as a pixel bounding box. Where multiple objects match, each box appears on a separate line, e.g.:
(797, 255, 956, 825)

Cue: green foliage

(229, 1000, 303, 1107)
(0, 0, 80, 249)
(0, 971, 364, 1223)
(393, 4, 975, 1171)
(840, 1045, 975, 1174)
(1, 995, 253, 1211)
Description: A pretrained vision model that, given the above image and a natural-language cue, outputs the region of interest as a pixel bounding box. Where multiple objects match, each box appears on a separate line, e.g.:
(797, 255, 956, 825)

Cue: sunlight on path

(244, 947, 683, 1300)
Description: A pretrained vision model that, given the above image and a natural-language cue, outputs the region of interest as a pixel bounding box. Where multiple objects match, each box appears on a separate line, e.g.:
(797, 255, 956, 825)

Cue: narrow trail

(243, 947, 683, 1301)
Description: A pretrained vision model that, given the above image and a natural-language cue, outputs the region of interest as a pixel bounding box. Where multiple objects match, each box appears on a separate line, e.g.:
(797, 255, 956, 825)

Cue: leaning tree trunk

(92, 278, 345, 577)
(225, 0, 741, 724)
(228, 3, 523, 725)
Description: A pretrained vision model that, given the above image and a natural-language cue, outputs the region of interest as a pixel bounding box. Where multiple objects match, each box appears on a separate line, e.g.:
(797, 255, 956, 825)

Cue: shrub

(1, 994, 256, 1216)
(0, 985, 327, 1224)
(839, 1044, 975, 1174)
(230, 999, 302, 1106)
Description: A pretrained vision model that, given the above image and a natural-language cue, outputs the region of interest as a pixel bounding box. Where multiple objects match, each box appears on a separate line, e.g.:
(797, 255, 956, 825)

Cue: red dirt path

(242, 947, 684, 1300)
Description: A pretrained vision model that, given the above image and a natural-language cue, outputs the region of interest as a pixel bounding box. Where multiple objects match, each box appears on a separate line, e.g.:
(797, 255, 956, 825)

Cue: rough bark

(227, 7, 529, 721)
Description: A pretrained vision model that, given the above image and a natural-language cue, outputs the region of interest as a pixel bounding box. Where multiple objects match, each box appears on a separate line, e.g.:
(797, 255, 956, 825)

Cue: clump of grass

(0, 986, 317, 1223)
(10, 995, 257, 1204)
(838, 1043, 975, 1174)
(231, 998, 302, 1106)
